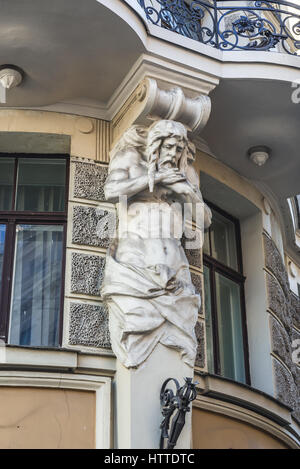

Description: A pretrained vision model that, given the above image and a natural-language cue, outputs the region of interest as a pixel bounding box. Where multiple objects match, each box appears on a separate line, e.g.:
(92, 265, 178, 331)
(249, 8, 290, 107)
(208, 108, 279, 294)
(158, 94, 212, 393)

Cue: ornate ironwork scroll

(138, 0, 300, 54)
(159, 377, 197, 449)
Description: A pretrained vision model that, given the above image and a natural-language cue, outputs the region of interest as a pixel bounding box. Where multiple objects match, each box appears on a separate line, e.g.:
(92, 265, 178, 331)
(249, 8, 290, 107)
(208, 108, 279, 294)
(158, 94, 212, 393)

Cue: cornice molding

(1, 54, 218, 125)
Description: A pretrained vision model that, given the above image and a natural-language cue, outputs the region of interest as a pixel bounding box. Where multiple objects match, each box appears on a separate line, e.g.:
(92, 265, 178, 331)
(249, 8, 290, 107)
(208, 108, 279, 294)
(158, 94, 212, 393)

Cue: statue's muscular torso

(105, 148, 189, 278)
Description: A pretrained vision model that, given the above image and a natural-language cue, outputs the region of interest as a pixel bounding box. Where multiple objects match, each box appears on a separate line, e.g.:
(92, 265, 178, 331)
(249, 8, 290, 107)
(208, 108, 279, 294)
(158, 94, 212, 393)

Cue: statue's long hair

(146, 120, 188, 192)
(109, 125, 147, 168)
(179, 140, 196, 174)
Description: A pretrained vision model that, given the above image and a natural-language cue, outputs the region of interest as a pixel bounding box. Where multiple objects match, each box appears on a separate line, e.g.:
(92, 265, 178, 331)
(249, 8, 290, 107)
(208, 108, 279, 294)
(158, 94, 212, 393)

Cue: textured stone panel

(263, 233, 290, 298)
(72, 206, 116, 249)
(270, 316, 292, 370)
(191, 272, 204, 316)
(290, 292, 300, 330)
(292, 363, 300, 391)
(195, 321, 205, 369)
(69, 302, 111, 349)
(266, 272, 292, 334)
(181, 229, 203, 271)
(182, 231, 202, 270)
(273, 358, 297, 410)
(71, 252, 105, 296)
(184, 248, 202, 270)
(73, 161, 108, 201)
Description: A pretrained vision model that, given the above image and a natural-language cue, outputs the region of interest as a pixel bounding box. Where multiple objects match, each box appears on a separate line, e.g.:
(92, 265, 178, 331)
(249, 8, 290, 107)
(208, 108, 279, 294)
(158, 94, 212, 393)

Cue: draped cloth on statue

(101, 237, 200, 368)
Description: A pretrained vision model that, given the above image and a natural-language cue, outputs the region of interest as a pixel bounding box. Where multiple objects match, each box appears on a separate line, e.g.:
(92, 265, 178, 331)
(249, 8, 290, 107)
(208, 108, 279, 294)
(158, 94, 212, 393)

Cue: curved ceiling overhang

(0, 0, 145, 108)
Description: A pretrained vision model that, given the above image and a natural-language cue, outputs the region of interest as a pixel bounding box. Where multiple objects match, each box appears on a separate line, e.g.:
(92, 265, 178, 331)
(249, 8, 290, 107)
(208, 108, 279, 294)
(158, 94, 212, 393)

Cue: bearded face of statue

(157, 136, 185, 170)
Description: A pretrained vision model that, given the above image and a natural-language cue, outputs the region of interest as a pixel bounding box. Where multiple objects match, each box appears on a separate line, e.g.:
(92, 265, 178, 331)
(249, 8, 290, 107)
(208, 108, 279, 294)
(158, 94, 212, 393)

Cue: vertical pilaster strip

(96, 120, 112, 163)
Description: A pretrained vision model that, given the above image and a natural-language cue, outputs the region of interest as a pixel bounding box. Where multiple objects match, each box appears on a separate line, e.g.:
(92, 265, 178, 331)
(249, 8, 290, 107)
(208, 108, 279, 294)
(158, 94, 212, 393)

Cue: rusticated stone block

(266, 272, 292, 334)
(182, 229, 203, 271)
(69, 302, 111, 349)
(184, 248, 202, 271)
(292, 363, 300, 391)
(273, 358, 297, 410)
(191, 272, 204, 316)
(270, 316, 292, 370)
(71, 252, 105, 296)
(263, 233, 289, 298)
(72, 206, 116, 248)
(290, 292, 300, 330)
(73, 161, 108, 201)
(195, 321, 205, 369)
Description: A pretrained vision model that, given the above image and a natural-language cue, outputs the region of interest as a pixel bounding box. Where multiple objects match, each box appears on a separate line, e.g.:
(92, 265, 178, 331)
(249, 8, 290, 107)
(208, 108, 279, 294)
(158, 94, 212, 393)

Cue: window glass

(16, 158, 66, 212)
(203, 265, 214, 373)
(210, 209, 238, 270)
(9, 224, 64, 347)
(0, 225, 5, 292)
(215, 272, 246, 383)
(0, 158, 15, 210)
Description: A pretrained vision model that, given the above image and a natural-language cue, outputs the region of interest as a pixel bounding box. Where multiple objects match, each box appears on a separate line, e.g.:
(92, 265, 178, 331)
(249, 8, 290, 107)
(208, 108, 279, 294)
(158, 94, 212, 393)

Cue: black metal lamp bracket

(159, 377, 197, 450)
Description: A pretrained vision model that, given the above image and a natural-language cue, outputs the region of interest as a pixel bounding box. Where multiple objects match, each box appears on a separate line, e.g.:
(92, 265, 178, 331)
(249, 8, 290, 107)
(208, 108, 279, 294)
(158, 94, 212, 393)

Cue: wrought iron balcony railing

(137, 0, 300, 54)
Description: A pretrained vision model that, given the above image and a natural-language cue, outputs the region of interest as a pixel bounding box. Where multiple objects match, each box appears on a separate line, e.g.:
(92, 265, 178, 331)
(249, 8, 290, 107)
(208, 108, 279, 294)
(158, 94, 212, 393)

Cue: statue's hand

(156, 168, 186, 185)
(166, 180, 203, 203)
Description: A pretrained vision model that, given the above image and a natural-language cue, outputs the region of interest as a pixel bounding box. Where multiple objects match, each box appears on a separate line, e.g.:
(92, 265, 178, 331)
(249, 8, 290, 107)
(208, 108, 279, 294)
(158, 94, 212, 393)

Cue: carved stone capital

(112, 77, 211, 145)
(142, 78, 211, 134)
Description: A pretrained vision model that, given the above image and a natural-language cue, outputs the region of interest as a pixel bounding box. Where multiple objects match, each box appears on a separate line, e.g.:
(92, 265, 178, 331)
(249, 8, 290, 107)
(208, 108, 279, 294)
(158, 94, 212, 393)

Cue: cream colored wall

(192, 408, 289, 449)
(194, 150, 264, 213)
(0, 387, 96, 449)
(0, 109, 111, 161)
(240, 213, 274, 396)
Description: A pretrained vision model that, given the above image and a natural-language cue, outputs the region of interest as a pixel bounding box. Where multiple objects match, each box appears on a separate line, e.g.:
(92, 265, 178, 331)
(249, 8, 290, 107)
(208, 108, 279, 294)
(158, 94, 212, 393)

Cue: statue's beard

(158, 157, 177, 170)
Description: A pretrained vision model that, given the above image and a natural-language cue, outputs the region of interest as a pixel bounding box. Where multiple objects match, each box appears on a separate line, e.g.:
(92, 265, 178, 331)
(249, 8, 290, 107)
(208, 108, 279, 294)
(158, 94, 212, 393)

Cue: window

(203, 203, 250, 384)
(0, 154, 68, 347)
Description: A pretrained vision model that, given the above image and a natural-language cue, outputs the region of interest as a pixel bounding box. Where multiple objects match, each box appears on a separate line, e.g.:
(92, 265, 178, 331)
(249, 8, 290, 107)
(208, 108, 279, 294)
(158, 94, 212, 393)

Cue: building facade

(0, 0, 299, 449)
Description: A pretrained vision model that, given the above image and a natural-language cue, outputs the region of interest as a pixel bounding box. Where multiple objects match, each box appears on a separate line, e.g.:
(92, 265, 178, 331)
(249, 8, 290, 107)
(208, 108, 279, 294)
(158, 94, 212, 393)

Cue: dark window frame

(0, 153, 69, 346)
(203, 201, 251, 385)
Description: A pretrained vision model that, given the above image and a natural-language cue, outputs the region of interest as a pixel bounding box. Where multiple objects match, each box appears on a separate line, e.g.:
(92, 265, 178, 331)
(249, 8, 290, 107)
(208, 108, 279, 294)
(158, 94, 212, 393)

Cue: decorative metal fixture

(248, 145, 271, 166)
(138, 0, 300, 54)
(0, 65, 23, 90)
(159, 377, 197, 449)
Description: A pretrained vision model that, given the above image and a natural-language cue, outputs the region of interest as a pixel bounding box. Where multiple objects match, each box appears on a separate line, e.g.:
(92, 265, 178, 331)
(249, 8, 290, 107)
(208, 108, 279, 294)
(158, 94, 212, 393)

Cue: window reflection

(9, 225, 63, 347)
(215, 273, 246, 383)
(210, 209, 238, 271)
